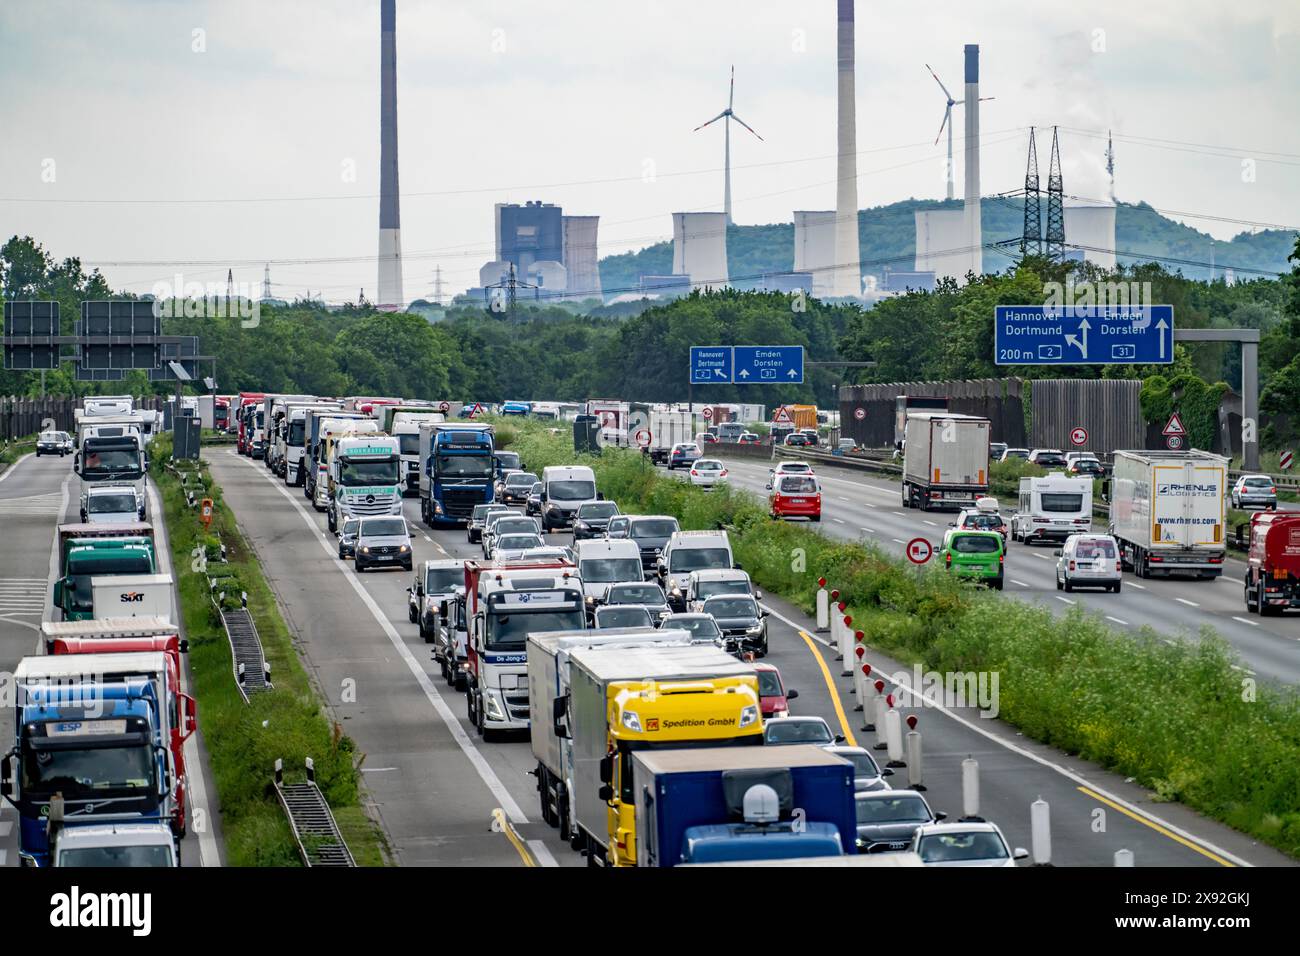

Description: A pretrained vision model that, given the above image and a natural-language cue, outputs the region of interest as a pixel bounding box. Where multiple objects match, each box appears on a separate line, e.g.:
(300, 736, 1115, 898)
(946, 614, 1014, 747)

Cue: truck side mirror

(53, 579, 63, 605)
(0, 752, 12, 798)
(179, 638, 190, 653)
(598, 784, 614, 803)
(183, 695, 197, 737)
(597, 492, 605, 500)
(1100, 479, 1111, 502)
(439, 600, 449, 618)
(599, 753, 613, 785)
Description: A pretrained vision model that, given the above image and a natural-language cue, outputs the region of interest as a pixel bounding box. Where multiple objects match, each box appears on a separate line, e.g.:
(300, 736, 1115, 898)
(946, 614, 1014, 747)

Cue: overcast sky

(1, 0, 1296, 303)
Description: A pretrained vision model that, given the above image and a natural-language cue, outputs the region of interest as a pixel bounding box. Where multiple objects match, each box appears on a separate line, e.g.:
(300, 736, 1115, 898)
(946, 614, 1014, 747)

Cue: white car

(1055, 533, 1122, 593)
(909, 822, 1028, 867)
(688, 458, 729, 488)
(492, 533, 546, 560)
(766, 460, 814, 489)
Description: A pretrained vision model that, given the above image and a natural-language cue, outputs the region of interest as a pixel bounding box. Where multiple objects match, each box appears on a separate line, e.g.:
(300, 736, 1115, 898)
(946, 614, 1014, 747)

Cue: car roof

(689, 568, 748, 581)
(913, 821, 1002, 837)
(752, 662, 779, 673)
(856, 788, 925, 801)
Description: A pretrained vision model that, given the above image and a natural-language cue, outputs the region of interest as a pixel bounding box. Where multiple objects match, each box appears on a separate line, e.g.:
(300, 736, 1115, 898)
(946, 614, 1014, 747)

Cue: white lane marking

(1011, 579, 1029, 588)
(832, 518, 845, 525)
(147, 478, 221, 870)
(234, 455, 549, 852)
(860, 527, 876, 534)
(1033, 553, 1051, 561)
(1231, 616, 1259, 627)
(838, 497, 852, 503)
(361, 767, 400, 773)
(891, 538, 905, 544)
(527, 839, 559, 867)
(1106, 616, 1130, 626)
(892, 511, 905, 517)
(759, 602, 1251, 868)
(1128, 582, 1146, 590)
(422, 533, 432, 542)
(1230, 664, 1257, 676)
(922, 520, 937, 527)
(1175, 598, 1199, 607)
(1055, 596, 1076, 605)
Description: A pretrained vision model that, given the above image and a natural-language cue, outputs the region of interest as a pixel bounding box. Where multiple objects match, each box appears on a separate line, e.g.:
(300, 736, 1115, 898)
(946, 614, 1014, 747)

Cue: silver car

(1055, 533, 1122, 593)
(1231, 475, 1277, 510)
(354, 516, 413, 572)
(909, 822, 1027, 867)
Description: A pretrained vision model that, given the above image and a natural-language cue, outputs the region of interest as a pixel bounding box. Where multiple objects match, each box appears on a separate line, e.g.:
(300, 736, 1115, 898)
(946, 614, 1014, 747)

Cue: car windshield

(952, 535, 999, 554)
(631, 519, 678, 539)
(668, 617, 721, 640)
(342, 520, 360, 536)
(856, 795, 931, 824)
(578, 502, 619, 519)
(697, 580, 750, 599)
(437, 454, 493, 478)
(507, 473, 538, 488)
(340, 457, 399, 484)
(1040, 493, 1083, 513)
(580, 558, 644, 584)
(549, 479, 596, 501)
(495, 452, 521, 470)
(779, 476, 818, 494)
(530, 482, 542, 495)
(40, 431, 59, 441)
(288, 421, 306, 445)
(425, 568, 462, 593)
(609, 584, 664, 605)
(1073, 538, 1117, 559)
(838, 751, 881, 776)
(59, 844, 173, 867)
(766, 720, 832, 744)
(703, 597, 757, 618)
(360, 518, 406, 537)
(494, 519, 539, 536)
(669, 547, 730, 572)
(917, 831, 1008, 863)
(88, 493, 136, 514)
(472, 505, 501, 520)
(498, 534, 543, 550)
(596, 607, 653, 628)
(962, 514, 1002, 530)
(757, 671, 783, 696)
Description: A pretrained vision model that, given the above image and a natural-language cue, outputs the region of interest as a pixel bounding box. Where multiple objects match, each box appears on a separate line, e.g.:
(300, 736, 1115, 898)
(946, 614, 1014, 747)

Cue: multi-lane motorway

(206, 447, 1292, 868)
(0, 451, 221, 868)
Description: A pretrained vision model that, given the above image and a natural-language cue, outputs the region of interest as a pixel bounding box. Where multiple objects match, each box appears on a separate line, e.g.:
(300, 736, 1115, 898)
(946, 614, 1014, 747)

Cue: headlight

(424, 596, 438, 612)
(621, 710, 642, 732)
(746, 623, 764, 635)
(360, 546, 371, 554)
(434, 501, 443, 513)
(484, 693, 505, 721)
(399, 544, 410, 552)
(738, 704, 759, 728)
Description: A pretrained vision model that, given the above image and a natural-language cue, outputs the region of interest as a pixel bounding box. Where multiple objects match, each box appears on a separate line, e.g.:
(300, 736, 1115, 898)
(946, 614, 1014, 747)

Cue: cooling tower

(479, 260, 511, 288)
(528, 260, 568, 296)
(562, 215, 602, 299)
(793, 211, 837, 298)
(914, 209, 970, 283)
(833, 0, 861, 296)
(377, 0, 404, 310)
(1063, 204, 1117, 270)
(962, 43, 982, 279)
(672, 212, 729, 290)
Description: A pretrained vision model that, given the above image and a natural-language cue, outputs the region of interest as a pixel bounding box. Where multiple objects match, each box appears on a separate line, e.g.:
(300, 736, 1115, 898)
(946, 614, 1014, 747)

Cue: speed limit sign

(1070, 426, 1088, 446)
(439, 401, 450, 413)
(1166, 434, 1184, 450)
(853, 407, 866, 421)
(702, 407, 713, 421)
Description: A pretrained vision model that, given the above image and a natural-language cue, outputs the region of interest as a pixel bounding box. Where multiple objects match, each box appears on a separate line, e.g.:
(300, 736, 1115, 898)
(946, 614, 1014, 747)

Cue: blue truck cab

(420, 423, 498, 527)
(631, 744, 857, 867)
(1, 673, 171, 867)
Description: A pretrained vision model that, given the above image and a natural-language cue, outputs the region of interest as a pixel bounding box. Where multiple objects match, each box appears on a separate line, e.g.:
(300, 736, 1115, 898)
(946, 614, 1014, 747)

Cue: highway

(206, 446, 1292, 867)
(712, 453, 1300, 686)
(0, 451, 221, 868)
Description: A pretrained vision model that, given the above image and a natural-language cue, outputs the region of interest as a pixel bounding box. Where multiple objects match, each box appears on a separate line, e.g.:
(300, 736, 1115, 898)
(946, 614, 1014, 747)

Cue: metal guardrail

(220, 607, 273, 702)
(274, 758, 355, 867)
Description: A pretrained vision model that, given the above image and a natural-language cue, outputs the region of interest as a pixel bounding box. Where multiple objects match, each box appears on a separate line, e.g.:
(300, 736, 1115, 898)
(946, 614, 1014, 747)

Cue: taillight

(999, 553, 1004, 564)
(1069, 560, 1076, 571)
(1270, 487, 1277, 495)
(690, 470, 698, 476)
(1115, 561, 1122, 572)
(945, 554, 952, 567)
(719, 470, 728, 477)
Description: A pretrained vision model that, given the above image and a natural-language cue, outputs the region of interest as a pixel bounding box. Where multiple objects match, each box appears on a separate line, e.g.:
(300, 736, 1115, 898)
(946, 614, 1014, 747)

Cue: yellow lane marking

(797, 629, 857, 747)
(492, 808, 537, 867)
(1077, 787, 1235, 868)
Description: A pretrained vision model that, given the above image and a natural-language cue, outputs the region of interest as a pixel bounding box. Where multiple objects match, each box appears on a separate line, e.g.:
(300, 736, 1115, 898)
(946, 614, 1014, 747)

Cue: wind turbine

(693, 65, 763, 225)
(926, 63, 993, 201)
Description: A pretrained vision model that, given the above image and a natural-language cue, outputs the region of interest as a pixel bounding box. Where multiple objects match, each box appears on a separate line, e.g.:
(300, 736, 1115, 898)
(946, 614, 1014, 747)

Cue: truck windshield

(486, 608, 584, 650)
(22, 742, 153, 795)
(397, 434, 421, 456)
(1040, 493, 1084, 512)
(81, 449, 140, 476)
(549, 480, 596, 501)
(88, 493, 136, 514)
(579, 558, 643, 584)
(288, 421, 306, 445)
(340, 457, 399, 485)
(669, 548, 731, 573)
(59, 844, 173, 867)
(437, 454, 493, 478)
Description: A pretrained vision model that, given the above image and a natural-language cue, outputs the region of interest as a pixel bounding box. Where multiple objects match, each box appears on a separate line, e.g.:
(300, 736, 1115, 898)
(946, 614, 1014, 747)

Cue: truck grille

(505, 692, 530, 721)
(344, 493, 396, 515)
(442, 487, 483, 518)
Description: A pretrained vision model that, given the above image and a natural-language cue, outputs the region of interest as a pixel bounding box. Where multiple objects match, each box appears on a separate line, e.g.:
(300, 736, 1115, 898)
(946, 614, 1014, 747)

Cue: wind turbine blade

(925, 63, 955, 103)
(934, 106, 950, 145)
(729, 65, 735, 109)
(978, 96, 995, 102)
(693, 111, 727, 131)
(729, 111, 763, 141)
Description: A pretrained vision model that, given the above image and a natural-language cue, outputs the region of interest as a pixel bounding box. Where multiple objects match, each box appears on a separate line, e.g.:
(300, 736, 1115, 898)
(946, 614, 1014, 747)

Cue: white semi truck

(1107, 449, 1229, 579)
(326, 434, 403, 532)
(900, 412, 991, 511)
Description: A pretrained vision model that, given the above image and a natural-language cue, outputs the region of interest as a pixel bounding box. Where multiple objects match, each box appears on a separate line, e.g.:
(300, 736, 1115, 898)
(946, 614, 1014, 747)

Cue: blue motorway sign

(734, 345, 804, 384)
(690, 346, 733, 384)
(994, 305, 1174, 366)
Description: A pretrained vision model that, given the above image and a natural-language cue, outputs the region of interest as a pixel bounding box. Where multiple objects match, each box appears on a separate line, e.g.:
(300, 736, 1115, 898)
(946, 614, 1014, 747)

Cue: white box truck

(91, 573, 175, 621)
(901, 412, 991, 511)
(642, 407, 693, 464)
(1107, 449, 1229, 579)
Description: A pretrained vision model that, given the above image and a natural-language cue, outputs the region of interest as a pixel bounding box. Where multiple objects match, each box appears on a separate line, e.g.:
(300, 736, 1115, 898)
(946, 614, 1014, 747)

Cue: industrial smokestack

(377, 0, 404, 310)
(963, 43, 981, 278)
(833, 0, 860, 297)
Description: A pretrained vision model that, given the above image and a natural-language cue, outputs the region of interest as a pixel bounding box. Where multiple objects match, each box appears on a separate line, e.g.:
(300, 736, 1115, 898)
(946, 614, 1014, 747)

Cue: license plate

(376, 555, 393, 561)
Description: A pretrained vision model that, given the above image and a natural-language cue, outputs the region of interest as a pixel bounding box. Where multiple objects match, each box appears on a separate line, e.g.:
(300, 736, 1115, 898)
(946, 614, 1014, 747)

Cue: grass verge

(500, 418, 1300, 860)
(0, 435, 37, 469)
(151, 435, 389, 866)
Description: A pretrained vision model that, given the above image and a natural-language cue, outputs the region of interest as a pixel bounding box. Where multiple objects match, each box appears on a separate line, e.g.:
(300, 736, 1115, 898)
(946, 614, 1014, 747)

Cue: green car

(938, 530, 1004, 590)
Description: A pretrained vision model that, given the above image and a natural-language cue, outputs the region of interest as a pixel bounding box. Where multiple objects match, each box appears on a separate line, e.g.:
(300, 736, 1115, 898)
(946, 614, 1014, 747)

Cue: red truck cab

(46, 624, 197, 835)
(1244, 511, 1300, 616)
(769, 473, 822, 522)
(236, 391, 265, 453)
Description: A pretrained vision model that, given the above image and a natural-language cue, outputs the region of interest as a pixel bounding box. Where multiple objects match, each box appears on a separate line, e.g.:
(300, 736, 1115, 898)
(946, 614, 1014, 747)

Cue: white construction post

(853, 653, 869, 712)
(815, 578, 830, 631)
(906, 723, 925, 790)
(1031, 797, 1052, 866)
(873, 692, 889, 750)
(884, 707, 906, 767)
(960, 757, 983, 821)
(840, 613, 853, 675)
(829, 592, 842, 658)
(864, 678, 884, 732)
(1114, 849, 1134, 867)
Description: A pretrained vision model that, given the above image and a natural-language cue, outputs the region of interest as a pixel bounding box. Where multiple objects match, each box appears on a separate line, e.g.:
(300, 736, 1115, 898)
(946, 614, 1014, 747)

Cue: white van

(540, 465, 599, 531)
(575, 539, 644, 606)
(1011, 474, 1092, 545)
(657, 530, 736, 610)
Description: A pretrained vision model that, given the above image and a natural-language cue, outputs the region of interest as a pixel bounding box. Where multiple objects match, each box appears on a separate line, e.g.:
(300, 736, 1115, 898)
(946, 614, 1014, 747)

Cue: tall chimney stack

(963, 43, 982, 278)
(832, 0, 860, 297)
(377, 0, 404, 310)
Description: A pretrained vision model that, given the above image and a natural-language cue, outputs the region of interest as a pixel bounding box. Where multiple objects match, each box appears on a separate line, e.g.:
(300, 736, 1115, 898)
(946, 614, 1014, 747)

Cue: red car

(755, 662, 798, 719)
(769, 473, 822, 521)
(738, 433, 761, 445)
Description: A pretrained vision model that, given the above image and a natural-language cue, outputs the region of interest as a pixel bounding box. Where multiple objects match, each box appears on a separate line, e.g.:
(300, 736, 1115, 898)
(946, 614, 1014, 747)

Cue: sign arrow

(714, 369, 728, 379)
(1064, 317, 1091, 359)
(1155, 317, 1168, 360)
(738, 369, 750, 379)
(787, 369, 798, 378)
